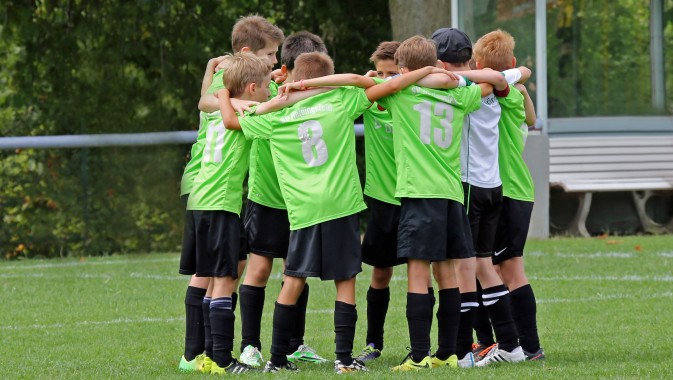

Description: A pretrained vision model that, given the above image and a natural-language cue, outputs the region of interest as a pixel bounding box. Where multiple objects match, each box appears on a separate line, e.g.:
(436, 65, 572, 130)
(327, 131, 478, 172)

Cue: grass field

(2, 235, 673, 379)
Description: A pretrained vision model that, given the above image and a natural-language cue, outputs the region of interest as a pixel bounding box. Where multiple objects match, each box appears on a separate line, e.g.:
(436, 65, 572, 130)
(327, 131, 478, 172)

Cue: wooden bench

(549, 134, 673, 236)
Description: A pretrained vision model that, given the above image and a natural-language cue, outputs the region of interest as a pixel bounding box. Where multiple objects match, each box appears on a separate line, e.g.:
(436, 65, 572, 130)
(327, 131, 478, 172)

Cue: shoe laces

(478, 343, 497, 358)
(298, 344, 317, 354)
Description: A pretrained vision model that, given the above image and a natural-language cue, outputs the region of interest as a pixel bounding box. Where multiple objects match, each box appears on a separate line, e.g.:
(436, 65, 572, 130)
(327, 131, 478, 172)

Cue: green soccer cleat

(392, 355, 432, 371)
(286, 344, 328, 363)
(431, 354, 458, 368)
(178, 353, 206, 373)
(201, 355, 213, 373)
(210, 359, 257, 375)
(239, 345, 264, 367)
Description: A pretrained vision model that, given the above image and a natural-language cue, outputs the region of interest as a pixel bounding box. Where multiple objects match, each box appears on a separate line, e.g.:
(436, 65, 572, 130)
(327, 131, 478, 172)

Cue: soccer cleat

(210, 359, 257, 374)
(286, 344, 328, 363)
(239, 345, 264, 367)
(475, 344, 526, 367)
(202, 355, 213, 373)
(355, 344, 382, 362)
(431, 354, 457, 368)
(458, 352, 475, 368)
(178, 353, 206, 372)
(473, 343, 496, 362)
(392, 355, 432, 371)
(263, 360, 300, 373)
(334, 359, 369, 373)
(523, 347, 546, 361)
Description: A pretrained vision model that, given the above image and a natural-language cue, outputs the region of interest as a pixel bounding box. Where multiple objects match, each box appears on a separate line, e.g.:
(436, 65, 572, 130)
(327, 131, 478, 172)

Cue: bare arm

(200, 57, 225, 96)
(453, 69, 508, 91)
(278, 74, 377, 97)
(218, 89, 241, 130)
(256, 88, 335, 115)
(478, 83, 494, 97)
(516, 66, 532, 84)
(416, 72, 461, 89)
(515, 83, 536, 126)
(366, 66, 451, 102)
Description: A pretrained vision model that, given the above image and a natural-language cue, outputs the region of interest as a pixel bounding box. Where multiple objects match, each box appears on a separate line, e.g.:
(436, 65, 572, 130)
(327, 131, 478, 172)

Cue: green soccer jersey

(207, 70, 225, 94)
(180, 112, 209, 196)
(246, 81, 287, 209)
(497, 86, 534, 201)
(187, 110, 251, 213)
(240, 87, 370, 230)
(363, 98, 399, 206)
(377, 85, 482, 203)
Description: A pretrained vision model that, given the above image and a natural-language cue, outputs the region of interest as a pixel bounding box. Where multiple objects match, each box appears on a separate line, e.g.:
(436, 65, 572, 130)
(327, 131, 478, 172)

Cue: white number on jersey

(297, 120, 328, 167)
(413, 101, 454, 148)
(203, 120, 226, 163)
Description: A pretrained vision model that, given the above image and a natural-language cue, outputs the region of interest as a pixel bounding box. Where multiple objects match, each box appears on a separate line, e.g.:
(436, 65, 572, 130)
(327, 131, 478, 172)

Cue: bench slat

(550, 136, 673, 148)
(550, 153, 673, 165)
(551, 162, 673, 173)
(551, 179, 673, 192)
(550, 146, 673, 156)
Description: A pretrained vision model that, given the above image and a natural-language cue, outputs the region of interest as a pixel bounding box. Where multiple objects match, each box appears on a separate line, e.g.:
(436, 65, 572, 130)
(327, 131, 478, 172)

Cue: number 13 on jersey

(412, 100, 454, 148)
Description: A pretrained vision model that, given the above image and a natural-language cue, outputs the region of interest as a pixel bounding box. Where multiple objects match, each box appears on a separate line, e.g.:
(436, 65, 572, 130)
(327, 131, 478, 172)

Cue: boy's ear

(475, 61, 484, 70)
(248, 82, 257, 94)
(399, 67, 410, 74)
(511, 57, 517, 68)
(240, 46, 251, 53)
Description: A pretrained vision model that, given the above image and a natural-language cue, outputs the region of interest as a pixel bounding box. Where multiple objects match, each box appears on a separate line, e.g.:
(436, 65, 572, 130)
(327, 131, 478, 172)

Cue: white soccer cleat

(475, 344, 526, 367)
(458, 352, 475, 368)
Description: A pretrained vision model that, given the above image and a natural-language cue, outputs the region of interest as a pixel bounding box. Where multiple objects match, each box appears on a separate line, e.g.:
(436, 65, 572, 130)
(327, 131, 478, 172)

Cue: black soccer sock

(289, 283, 309, 352)
(334, 301, 357, 365)
(406, 292, 432, 363)
(366, 286, 390, 351)
(184, 286, 207, 360)
(473, 281, 495, 346)
(428, 287, 436, 337)
(202, 297, 213, 358)
(270, 302, 296, 367)
(435, 288, 461, 360)
(510, 284, 541, 353)
(232, 292, 238, 312)
(455, 291, 479, 358)
(239, 284, 265, 352)
(483, 285, 519, 352)
(209, 297, 235, 368)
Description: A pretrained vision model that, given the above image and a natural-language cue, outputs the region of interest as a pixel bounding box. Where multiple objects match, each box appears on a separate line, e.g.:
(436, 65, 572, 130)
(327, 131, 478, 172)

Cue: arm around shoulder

(514, 83, 536, 126)
(218, 89, 242, 130)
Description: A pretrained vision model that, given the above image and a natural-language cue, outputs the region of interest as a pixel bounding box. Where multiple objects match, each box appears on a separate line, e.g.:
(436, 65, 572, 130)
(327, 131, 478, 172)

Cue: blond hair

(394, 36, 437, 71)
(231, 15, 284, 52)
(473, 29, 515, 72)
(221, 53, 271, 97)
(292, 52, 335, 80)
(370, 41, 400, 64)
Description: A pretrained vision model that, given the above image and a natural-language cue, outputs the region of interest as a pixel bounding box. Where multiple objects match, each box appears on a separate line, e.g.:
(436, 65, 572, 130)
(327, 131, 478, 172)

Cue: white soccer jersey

(461, 69, 522, 188)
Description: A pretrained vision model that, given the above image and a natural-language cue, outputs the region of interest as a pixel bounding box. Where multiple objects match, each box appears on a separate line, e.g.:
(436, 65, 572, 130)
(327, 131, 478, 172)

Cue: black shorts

(192, 210, 242, 278)
(492, 197, 534, 265)
(285, 214, 362, 281)
(179, 195, 198, 275)
(463, 183, 503, 257)
(361, 197, 406, 268)
(244, 201, 290, 259)
(397, 198, 474, 261)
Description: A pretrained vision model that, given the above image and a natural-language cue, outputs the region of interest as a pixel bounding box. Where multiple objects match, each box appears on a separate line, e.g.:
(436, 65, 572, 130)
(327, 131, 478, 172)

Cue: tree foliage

(0, 0, 390, 259)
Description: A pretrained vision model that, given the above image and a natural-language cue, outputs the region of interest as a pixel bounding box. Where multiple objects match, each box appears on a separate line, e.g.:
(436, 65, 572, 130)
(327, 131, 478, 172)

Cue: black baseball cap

(431, 27, 472, 63)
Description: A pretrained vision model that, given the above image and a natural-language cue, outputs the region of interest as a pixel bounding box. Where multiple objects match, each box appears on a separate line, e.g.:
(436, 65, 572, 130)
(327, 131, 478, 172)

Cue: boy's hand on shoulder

(209, 56, 227, 72)
(429, 67, 460, 81)
(272, 65, 288, 84)
(231, 98, 260, 117)
(365, 70, 377, 78)
(277, 80, 307, 99)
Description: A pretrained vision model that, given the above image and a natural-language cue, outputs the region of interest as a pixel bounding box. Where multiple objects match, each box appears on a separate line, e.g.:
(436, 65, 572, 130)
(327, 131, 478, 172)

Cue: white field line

(4, 292, 673, 331)
(0, 316, 182, 331)
(527, 251, 673, 258)
(1, 256, 178, 270)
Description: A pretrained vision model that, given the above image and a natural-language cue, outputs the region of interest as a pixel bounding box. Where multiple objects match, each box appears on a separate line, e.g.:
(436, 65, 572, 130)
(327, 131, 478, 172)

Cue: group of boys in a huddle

(177, 14, 545, 375)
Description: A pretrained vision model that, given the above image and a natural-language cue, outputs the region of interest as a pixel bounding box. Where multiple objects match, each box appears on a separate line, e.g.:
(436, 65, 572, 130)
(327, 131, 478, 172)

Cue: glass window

(547, 0, 669, 117)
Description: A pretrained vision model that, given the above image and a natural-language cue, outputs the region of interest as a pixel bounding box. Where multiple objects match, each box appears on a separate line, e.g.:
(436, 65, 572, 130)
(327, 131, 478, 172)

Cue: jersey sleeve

(463, 84, 483, 113)
(240, 112, 273, 140)
(502, 69, 522, 85)
(340, 86, 373, 120)
(268, 81, 279, 98)
(206, 70, 225, 94)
